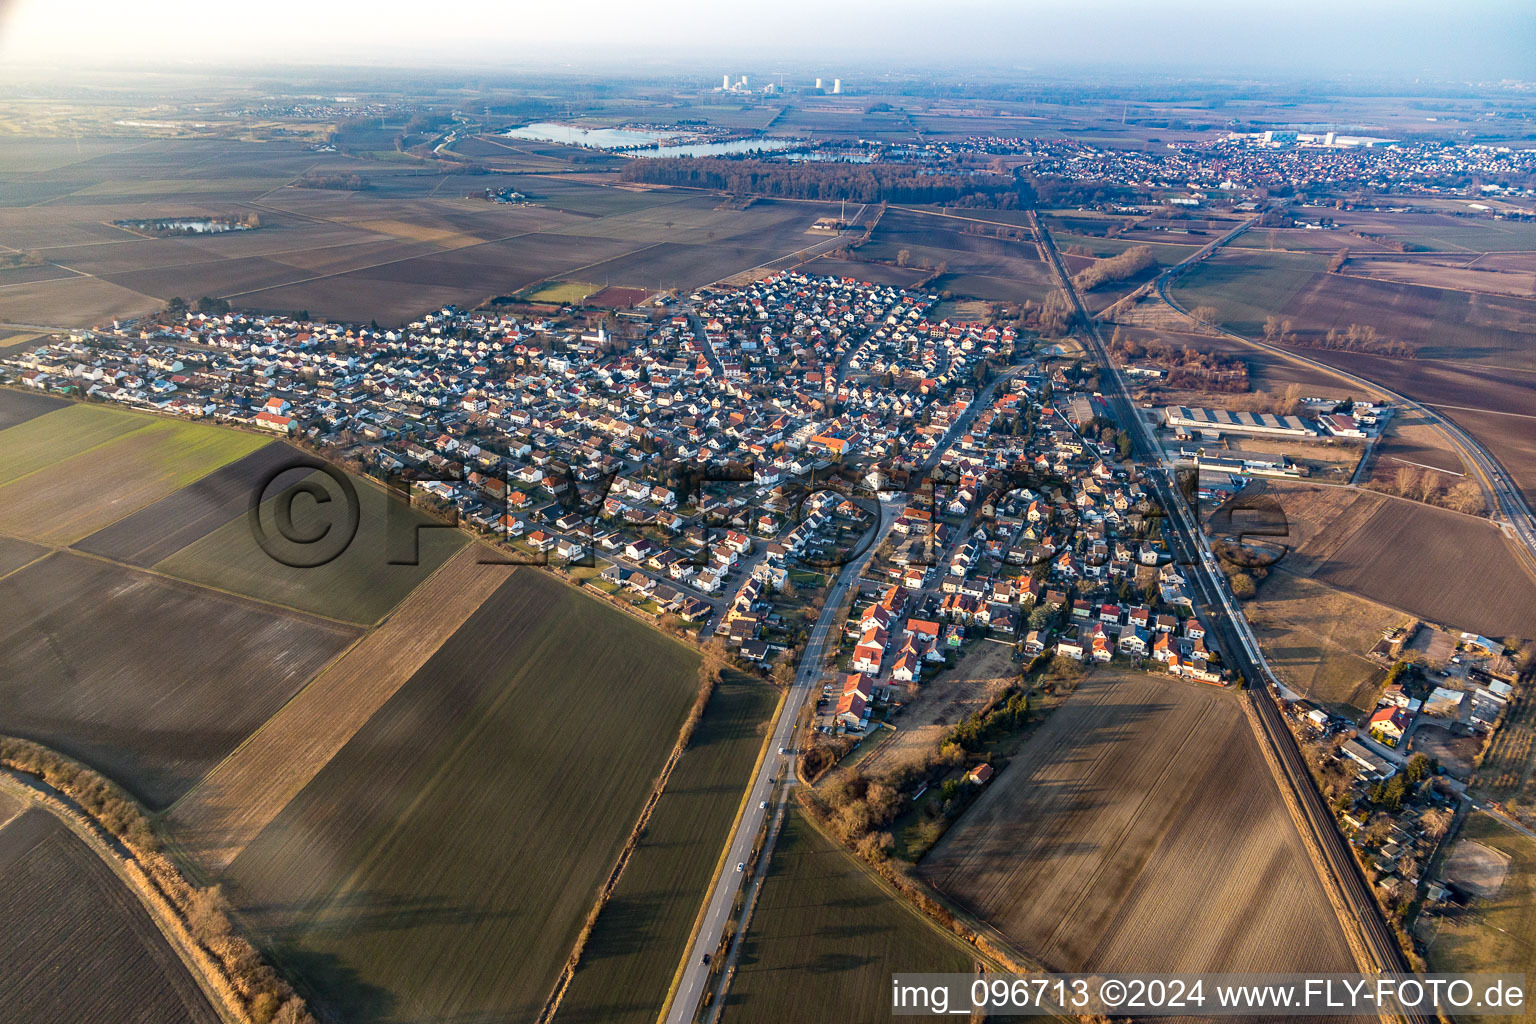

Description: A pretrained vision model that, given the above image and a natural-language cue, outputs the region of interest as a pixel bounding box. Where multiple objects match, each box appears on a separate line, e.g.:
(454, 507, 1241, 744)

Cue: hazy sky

(1, 0, 1531, 81)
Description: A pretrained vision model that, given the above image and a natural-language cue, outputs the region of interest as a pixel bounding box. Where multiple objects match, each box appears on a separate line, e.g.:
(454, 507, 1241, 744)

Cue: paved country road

(663, 493, 904, 1024)
(1151, 222, 1536, 575)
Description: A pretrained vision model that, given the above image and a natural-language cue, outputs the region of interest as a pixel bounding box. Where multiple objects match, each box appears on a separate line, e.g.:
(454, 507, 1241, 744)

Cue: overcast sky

(1, 0, 1531, 81)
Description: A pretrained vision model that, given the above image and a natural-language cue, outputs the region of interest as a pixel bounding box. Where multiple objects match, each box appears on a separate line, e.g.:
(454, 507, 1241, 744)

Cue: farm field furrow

(168, 543, 511, 875)
(222, 569, 701, 1024)
(0, 807, 221, 1024)
(919, 671, 1355, 974)
(0, 551, 360, 809)
(556, 673, 780, 1024)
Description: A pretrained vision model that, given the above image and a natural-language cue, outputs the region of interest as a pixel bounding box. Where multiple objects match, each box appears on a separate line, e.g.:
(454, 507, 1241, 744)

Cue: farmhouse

(1368, 706, 1413, 747)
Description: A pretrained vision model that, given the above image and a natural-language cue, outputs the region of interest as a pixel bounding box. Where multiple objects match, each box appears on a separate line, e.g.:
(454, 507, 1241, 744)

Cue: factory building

(1162, 406, 1316, 439)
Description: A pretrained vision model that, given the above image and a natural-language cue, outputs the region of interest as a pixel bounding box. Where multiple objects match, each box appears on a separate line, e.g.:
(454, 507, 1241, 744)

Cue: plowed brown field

(920, 671, 1355, 974)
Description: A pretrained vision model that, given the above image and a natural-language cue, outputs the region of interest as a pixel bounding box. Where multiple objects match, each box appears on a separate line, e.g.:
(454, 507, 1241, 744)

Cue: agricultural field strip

(0, 535, 50, 581)
(722, 806, 976, 1024)
(1297, 493, 1536, 638)
(1034, 697, 1217, 960)
(223, 210, 664, 299)
(167, 543, 508, 876)
(0, 550, 363, 809)
(0, 807, 222, 1024)
(222, 571, 700, 1022)
(929, 678, 1215, 956)
(921, 674, 1354, 975)
(0, 387, 67, 430)
(0, 417, 267, 547)
(552, 677, 781, 1024)
(72, 441, 292, 567)
(151, 466, 466, 626)
(0, 403, 153, 487)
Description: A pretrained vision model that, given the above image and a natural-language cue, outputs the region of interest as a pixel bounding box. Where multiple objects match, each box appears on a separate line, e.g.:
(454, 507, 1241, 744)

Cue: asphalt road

(1152, 227, 1536, 573)
(663, 493, 905, 1024)
(1034, 212, 1433, 1014)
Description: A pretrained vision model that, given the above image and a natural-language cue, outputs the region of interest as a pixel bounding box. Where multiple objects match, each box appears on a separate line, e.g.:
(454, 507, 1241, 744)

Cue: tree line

(618, 158, 1033, 207)
(1073, 245, 1156, 291)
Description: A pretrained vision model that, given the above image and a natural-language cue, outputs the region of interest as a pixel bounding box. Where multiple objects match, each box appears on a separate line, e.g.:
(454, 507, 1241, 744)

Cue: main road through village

(663, 365, 1008, 1023)
(663, 491, 904, 1024)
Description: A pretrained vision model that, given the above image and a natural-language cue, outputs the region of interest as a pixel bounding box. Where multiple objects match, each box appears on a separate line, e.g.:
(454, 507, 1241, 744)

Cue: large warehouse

(1162, 406, 1316, 438)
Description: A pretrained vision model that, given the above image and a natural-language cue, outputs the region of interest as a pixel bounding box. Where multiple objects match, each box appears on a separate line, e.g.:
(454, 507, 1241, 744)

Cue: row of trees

(1016, 292, 1075, 336)
(295, 172, 368, 191)
(1366, 464, 1484, 515)
(166, 296, 230, 317)
(618, 158, 1030, 207)
(1073, 245, 1155, 291)
(1108, 326, 1251, 393)
(1264, 316, 1417, 359)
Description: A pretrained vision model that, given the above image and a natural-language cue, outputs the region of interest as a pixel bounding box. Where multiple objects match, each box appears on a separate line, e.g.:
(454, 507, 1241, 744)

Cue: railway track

(1031, 210, 1435, 1024)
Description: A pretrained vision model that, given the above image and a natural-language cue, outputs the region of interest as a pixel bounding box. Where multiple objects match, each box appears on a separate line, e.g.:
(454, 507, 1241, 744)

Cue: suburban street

(1034, 212, 1434, 1010)
(663, 492, 905, 1024)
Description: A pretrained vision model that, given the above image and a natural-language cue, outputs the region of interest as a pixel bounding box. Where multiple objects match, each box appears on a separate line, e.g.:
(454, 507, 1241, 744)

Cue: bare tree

(1422, 806, 1454, 840)
(187, 886, 231, 944)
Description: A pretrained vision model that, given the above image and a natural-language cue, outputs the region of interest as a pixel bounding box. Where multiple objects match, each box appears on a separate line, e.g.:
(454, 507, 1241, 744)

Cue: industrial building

(1162, 406, 1316, 439)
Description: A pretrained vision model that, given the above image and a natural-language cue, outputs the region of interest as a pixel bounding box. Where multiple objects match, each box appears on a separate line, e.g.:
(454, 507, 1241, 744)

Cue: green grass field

(1169, 250, 1330, 335)
(0, 403, 150, 486)
(0, 414, 265, 545)
(154, 469, 464, 624)
(1334, 213, 1536, 253)
(721, 806, 975, 1023)
(524, 279, 601, 303)
(1422, 811, 1536, 1024)
(557, 672, 779, 1024)
(223, 569, 701, 1024)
